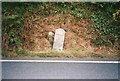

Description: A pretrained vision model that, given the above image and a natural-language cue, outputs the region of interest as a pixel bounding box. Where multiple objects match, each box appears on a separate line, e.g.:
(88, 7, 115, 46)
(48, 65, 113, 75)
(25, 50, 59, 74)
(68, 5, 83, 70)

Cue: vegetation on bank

(2, 50, 119, 59)
(2, 2, 120, 57)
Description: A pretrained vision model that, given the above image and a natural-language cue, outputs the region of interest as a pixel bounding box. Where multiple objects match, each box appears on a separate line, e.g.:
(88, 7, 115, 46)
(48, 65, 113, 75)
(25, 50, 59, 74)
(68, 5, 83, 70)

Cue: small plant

(8, 30, 21, 49)
(92, 36, 107, 46)
(1, 51, 8, 57)
(16, 50, 29, 55)
(71, 48, 80, 54)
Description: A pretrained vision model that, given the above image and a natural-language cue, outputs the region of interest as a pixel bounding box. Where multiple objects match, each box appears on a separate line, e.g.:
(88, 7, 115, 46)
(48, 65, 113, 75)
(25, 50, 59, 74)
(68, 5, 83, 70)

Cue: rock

(48, 31, 55, 46)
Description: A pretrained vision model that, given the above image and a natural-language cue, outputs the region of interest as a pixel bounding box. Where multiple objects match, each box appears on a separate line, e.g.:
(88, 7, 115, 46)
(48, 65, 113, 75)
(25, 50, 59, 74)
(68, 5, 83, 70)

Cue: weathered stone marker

(53, 28, 65, 51)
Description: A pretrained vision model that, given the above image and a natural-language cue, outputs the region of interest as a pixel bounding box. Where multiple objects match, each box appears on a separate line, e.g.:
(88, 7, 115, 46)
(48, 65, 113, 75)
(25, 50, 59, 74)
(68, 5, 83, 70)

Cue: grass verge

(2, 50, 119, 60)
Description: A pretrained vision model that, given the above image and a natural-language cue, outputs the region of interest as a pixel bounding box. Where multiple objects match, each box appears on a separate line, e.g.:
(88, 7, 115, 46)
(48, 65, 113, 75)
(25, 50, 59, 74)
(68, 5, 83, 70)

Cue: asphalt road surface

(2, 62, 119, 79)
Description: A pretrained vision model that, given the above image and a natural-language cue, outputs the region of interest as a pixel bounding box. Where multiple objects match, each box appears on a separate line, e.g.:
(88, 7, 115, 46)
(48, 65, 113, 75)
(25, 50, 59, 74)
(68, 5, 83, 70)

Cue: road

(2, 62, 119, 79)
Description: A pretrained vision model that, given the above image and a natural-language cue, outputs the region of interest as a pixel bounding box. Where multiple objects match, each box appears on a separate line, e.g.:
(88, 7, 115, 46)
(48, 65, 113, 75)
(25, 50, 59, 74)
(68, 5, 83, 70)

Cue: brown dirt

(21, 13, 117, 54)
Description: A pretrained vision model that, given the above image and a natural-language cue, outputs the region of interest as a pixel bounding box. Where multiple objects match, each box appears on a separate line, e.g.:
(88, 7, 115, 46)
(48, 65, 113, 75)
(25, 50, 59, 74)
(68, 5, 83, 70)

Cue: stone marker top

(55, 28, 65, 35)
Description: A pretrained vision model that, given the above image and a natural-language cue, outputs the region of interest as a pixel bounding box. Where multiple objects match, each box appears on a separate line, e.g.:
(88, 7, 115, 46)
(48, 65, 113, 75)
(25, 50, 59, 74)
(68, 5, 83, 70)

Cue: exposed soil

(21, 13, 117, 54)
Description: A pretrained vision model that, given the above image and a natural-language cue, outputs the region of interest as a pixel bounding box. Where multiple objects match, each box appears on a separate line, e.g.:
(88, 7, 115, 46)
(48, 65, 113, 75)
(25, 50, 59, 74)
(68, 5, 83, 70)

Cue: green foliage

(113, 9, 120, 21)
(16, 50, 29, 55)
(8, 30, 21, 47)
(1, 51, 8, 57)
(92, 36, 110, 46)
(89, 2, 120, 46)
(2, 3, 26, 50)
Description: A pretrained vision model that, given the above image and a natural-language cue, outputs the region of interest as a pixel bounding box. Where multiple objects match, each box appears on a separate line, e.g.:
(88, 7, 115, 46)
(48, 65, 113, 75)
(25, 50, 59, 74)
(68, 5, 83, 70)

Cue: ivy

(90, 2, 120, 46)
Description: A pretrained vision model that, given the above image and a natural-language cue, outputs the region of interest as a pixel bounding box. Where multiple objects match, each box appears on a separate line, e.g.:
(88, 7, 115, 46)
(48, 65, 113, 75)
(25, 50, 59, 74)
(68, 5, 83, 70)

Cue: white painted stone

(53, 28, 65, 51)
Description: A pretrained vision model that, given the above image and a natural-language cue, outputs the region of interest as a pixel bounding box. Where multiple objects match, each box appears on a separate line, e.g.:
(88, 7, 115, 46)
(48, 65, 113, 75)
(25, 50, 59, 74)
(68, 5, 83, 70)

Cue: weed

(1, 51, 8, 57)
(16, 50, 29, 55)
(71, 48, 80, 54)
